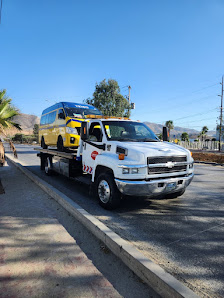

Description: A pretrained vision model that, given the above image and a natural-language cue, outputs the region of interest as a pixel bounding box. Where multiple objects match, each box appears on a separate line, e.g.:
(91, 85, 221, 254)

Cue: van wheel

(41, 137, 48, 149)
(57, 136, 65, 152)
(96, 173, 121, 210)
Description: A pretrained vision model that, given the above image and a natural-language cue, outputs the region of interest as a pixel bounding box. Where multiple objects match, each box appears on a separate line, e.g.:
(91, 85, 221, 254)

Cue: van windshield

(65, 107, 102, 118)
(103, 121, 159, 142)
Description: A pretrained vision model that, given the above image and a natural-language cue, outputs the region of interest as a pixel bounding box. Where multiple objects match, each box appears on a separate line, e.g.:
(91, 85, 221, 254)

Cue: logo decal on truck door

(91, 151, 98, 160)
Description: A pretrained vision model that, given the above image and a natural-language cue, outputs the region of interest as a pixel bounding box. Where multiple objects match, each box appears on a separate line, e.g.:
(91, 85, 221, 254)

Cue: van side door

(55, 108, 66, 145)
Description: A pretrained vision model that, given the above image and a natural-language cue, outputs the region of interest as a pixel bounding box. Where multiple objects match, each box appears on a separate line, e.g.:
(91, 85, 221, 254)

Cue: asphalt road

(5, 144, 224, 297)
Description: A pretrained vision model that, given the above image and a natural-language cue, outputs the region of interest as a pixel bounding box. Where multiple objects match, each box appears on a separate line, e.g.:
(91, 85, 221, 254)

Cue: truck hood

(114, 141, 190, 158)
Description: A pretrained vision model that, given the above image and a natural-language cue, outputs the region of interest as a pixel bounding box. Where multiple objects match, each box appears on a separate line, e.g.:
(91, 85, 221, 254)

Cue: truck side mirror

(81, 122, 89, 141)
(163, 127, 169, 142)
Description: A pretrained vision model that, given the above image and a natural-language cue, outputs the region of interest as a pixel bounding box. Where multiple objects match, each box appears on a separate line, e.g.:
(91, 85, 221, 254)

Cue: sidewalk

(0, 161, 121, 298)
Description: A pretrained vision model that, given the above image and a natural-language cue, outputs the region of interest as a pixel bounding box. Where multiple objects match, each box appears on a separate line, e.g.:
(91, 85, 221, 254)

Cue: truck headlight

(122, 168, 139, 174)
(189, 162, 194, 169)
(66, 127, 78, 134)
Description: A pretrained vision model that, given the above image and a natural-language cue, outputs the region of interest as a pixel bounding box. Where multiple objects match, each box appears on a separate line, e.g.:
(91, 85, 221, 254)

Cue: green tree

(165, 120, 174, 139)
(0, 89, 21, 131)
(0, 89, 21, 157)
(85, 79, 131, 117)
(198, 126, 208, 141)
(33, 124, 39, 142)
(181, 132, 189, 141)
(33, 124, 39, 135)
(157, 133, 163, 140)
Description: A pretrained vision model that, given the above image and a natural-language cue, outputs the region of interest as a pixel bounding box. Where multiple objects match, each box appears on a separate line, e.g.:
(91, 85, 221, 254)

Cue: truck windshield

(103, 121, 159, 142)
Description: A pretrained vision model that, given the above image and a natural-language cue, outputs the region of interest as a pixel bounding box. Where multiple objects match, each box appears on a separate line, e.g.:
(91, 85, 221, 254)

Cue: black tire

(96, 173, 121, 210)
(41, 137, 48, 149)
(44, 157, 53, 176)
(57, 136, 65, 152)
(166, 188, 185, 199)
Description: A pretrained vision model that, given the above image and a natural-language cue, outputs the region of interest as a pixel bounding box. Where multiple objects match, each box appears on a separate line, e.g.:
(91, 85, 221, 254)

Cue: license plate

(166, 182, 176, 191)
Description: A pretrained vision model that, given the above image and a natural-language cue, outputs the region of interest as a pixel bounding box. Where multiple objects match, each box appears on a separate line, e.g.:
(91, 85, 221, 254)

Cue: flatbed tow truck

(36, 118, 194, 209)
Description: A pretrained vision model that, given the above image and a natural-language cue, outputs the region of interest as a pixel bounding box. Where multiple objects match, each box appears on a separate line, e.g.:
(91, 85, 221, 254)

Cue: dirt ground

(192, 152, 224, 164)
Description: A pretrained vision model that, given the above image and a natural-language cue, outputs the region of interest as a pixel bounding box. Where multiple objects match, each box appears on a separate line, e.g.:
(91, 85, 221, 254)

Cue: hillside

(4, 113, 40, 136)
(144, 122, 216, 138)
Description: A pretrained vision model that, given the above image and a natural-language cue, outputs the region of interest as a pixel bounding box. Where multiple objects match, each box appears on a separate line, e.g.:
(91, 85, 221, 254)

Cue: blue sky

(0, 0, 223, 131)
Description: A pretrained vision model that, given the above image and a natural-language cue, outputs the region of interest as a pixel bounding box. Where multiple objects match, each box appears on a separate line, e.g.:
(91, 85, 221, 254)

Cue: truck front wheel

(96, 173, 121, 210)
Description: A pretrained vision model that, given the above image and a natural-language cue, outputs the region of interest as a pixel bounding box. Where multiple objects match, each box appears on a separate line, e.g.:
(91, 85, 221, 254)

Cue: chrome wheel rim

(98, 180, 110, 203)
(45, 158, 50, 174)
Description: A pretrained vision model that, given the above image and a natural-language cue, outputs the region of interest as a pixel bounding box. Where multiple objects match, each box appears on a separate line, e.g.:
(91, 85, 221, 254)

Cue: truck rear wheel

(96, 173, 121, 210)
(44, 157, 53, 176)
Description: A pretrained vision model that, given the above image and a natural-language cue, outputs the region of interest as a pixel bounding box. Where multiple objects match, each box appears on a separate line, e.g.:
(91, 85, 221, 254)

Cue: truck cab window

(88, 123, 102, 142)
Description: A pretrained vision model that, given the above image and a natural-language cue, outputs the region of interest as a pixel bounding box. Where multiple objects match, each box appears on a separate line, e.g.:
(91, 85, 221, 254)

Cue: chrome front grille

(147, 156, 187, 174)
(147, 156, 187, 164)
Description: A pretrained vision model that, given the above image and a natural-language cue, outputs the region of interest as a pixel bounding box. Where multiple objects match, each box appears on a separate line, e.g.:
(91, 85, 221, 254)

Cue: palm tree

(0, 89, 21, 158)
(181, 132, 189, 142)
(165, 120, 174, 139)
(198, 126, 208, 141)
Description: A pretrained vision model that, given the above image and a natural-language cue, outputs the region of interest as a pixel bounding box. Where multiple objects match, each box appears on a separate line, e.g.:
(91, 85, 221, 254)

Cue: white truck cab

(78, 118, 194, 209)
(37, 118, 194, 209)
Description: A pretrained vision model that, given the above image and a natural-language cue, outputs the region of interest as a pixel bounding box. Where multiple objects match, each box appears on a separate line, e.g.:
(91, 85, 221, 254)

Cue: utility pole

(128, 85, 131, 103)
(218, 76, 223, 152)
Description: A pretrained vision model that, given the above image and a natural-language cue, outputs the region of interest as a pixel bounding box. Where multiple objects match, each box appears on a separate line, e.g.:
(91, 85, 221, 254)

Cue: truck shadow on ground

(3, 161, 224, 297)
(0, 163, 157, 298)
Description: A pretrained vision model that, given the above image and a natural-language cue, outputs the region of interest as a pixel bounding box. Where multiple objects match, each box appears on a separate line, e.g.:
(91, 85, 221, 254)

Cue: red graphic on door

(91, 151, 98, 160)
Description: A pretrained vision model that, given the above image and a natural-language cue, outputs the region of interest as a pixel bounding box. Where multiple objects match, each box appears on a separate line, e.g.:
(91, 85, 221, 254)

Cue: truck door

(82, 121, 105, 176)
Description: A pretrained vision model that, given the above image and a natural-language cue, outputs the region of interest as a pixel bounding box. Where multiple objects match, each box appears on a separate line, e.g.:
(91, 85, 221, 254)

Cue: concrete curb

(6, 153, 199, 298)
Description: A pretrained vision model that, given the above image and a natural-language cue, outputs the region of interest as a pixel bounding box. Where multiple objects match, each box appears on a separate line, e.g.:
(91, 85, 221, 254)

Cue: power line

(190, 83, 219, 94)
(173, 108, 218, 122)
(141, 95, 215, 115)
(153, 82, 219, 107)
(139, 81, 220, 116)
(150, 107, 218, 125)
(175, 116, 217, 125)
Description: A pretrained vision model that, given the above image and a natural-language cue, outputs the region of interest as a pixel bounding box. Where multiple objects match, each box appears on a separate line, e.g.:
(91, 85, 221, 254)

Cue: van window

(65, 107, 102, 118)
(45, 114, 49, 125)
(48, 111, 56, 124)
(40, 115, 45, 125)
(58, 109, 65, 120)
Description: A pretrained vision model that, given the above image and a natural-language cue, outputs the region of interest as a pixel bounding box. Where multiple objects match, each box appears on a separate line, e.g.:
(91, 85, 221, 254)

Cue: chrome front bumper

(115, 173, 194, 196)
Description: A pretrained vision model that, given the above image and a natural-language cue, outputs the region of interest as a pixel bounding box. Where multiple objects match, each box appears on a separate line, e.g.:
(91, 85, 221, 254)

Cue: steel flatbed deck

(34, 148, 77, 159)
